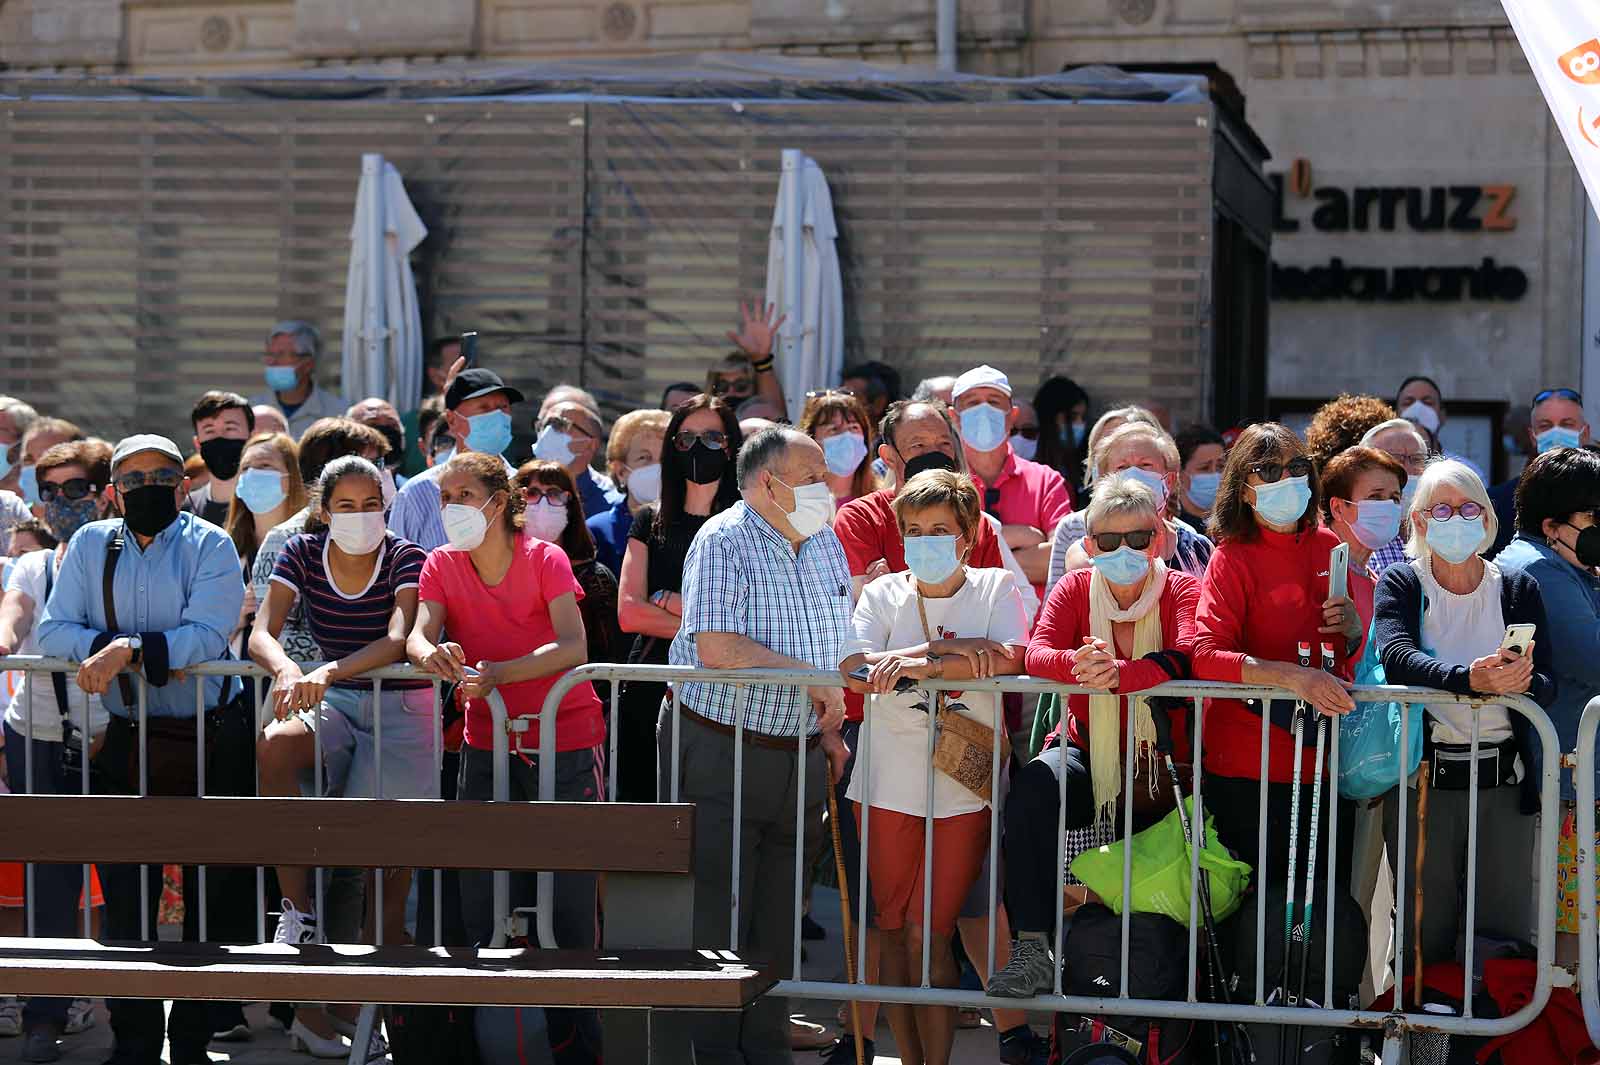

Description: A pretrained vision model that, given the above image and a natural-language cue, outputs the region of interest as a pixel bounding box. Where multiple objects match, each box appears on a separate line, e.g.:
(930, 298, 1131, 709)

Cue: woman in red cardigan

(1191, 423, 1363, 946)
(988, 476, 1199, 998)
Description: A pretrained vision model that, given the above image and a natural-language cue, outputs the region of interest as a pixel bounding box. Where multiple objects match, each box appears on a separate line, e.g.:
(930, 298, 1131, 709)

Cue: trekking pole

(1278, 641, 1312, 1062)
(825, 761, 867, 1065)
(1289, 644, 1335, 1065)
(1412, 754, 1430, 1013)
(1149, 698, 1253, 1065)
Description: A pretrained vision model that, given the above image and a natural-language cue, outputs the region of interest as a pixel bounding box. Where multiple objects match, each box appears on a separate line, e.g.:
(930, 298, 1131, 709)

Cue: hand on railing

(1283, 664, 1354, 718)
(1468, 647, 1535, 696)
(808, 685, 846, 732)
(274, 663, 335, 720)
(418, 641, 469, 684)
(1071, 637, 1119, 691)
(76, 639, 135, 696)
(461, 661, 499, 701)
(927, 637, 1016, 679)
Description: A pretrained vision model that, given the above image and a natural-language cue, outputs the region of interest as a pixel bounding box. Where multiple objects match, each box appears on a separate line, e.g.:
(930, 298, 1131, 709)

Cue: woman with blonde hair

(589, 408, 670, 575)
(224, 432, 307, 571)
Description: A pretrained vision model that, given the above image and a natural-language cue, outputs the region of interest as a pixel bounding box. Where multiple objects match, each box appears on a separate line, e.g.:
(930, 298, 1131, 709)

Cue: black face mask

(199, 437, 245, 481)
(120, 485, 180, 538)
(901, 449, 957, 482)
(1563, 521, 1600, 568)
(685, 443, 728, 486)
(378, 425, 405, 464)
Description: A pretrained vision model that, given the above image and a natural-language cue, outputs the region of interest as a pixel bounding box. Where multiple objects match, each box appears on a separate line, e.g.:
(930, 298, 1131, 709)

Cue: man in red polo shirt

(951, 364, 1073, 594)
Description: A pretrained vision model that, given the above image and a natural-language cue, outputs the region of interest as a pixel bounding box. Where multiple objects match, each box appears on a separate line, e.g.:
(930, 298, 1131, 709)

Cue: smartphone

(459, 330, 479, 369)
(1328, 542, 1349, 602)
(847, 664, 916, 693)
(1500, 623, 1536, 657)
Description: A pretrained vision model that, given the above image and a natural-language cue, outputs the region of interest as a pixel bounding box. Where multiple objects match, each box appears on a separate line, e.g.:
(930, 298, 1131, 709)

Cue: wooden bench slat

(0, 940, 770, 1010)
(0, 798, 694, 873)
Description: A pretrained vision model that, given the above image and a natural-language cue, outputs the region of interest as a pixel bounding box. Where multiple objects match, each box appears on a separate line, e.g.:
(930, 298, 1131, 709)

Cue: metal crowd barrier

(1572, 696, 1600, 1047)
(527, 663, 1566, 1062)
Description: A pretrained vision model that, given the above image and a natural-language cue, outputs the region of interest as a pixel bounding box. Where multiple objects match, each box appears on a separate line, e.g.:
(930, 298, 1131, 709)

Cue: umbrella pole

(826, 761, 866, 1065)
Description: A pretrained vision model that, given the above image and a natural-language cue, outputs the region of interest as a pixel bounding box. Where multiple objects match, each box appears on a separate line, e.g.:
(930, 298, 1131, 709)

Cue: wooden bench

(0, 795, 771, 1063)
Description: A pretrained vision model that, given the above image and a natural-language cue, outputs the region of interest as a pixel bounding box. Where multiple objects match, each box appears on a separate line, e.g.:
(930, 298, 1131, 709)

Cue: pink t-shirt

(418, 534, 604, 752)
(971, 447, 1074, 533)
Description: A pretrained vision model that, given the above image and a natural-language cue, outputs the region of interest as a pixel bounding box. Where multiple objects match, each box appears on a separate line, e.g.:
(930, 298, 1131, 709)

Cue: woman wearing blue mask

(799, 390, 878, 507)
(987, 476, 1200, 998)
(839, 468, 1028, 1064)
(1175, 424, 1227, 537)
(1372, 459, 1553, 969)
(1321, 446, 1407, 632)
(223, 433, 306, 574)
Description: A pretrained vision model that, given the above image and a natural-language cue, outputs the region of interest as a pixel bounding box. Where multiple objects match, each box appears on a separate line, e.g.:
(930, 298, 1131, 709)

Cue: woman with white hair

(1359, 417, 1431, 575)
(1371, 458, 1554, 967)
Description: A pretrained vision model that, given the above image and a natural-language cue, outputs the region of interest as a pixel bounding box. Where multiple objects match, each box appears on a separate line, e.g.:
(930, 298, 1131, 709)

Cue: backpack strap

(42, 552, 71, 720)
(102, 528, 136, 708)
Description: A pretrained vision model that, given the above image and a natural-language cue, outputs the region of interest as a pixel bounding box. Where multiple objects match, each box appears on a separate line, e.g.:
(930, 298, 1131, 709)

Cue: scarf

(1087, 557, 1169, 826)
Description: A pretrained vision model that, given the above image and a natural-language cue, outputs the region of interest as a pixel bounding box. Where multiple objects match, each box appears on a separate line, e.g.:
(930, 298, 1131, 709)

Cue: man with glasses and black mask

(532, 398, 623, 519)
(36, 434, 249, 1065)
(186, 391, 255, 527)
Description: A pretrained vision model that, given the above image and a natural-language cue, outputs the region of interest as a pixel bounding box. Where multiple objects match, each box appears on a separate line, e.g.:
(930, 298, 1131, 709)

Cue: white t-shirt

(1415, 558, 1513, 745)
(3, 549, 109, 743)
(844, 566, 1028, 818)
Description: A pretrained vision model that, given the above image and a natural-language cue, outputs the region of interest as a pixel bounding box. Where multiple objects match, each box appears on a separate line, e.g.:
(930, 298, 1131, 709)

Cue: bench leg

(603, 871, 696, 1064)
(347, 1002, 380, 1065)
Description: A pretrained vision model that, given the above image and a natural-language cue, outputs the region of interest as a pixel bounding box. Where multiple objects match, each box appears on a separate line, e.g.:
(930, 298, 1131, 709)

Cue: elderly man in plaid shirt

(663, 426, 851, 1064)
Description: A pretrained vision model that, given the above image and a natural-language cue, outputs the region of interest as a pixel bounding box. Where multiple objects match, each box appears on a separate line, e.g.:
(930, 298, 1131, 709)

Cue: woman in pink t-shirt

(407, 452, 604, 1053)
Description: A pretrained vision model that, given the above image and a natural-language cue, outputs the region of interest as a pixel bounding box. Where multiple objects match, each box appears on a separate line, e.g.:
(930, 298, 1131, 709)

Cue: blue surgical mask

(1536, 425, 1583, 453)
(823, 431, 868, 478)
(466, 409, 513, 456)
(235, 467, 287, 515)
(264, 365, 299, 393)
(1117, 467, 1170, 511)
(1347, 499, 1403, 550)
(19, 465, 39, 507)
(903, 534, 961, 584)
(1008, 434, 1038, 462)
(958, 404, 1008, 453)
(1091, 544, 1152, 585)
(1072, 422, 1088, 447)
(0, 446, 12, 484)
(1187, 472, 1220, 511)
(1248, 474, 1311, 528)
(1400, 478, 1419, 512)
(1426, 514, 1485, 564)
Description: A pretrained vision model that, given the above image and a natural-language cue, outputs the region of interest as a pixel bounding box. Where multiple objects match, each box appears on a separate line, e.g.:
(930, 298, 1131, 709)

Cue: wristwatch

(124, 634, 142, 666)
(925, 651, 945, 678)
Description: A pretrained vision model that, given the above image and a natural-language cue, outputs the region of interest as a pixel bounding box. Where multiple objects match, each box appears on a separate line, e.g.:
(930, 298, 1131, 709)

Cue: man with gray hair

(664, 426, 850, 1063)
(911, 374, 957, 405)
(0, 396, 39, 552)
(249, 320, 346, 439)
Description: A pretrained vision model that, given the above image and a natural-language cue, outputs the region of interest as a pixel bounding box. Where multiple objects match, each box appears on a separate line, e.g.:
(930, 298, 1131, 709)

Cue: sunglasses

(1246, 457, 1313, 484)
(1428, 501, 1484, 522)
(39, 478, 101, 503)
(1013, 426, 1040, 441)
(114, 469, 182, 492)
(806, 389, 849, 400)
(1533, 388, 1583, 407)
(542, 415, 596, 441)
(523, 486, 572, 506)
(1092, 529, 1157, 552)
(674, 430, 728, 452)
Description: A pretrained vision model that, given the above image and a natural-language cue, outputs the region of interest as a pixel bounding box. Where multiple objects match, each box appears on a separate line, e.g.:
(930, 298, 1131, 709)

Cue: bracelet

(750, 356, 775, 373)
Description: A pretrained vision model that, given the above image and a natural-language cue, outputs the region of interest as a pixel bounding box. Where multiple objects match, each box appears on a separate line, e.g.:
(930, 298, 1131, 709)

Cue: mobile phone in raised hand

(460, 331, 478, 368)
(1328, 542, 1349, 603)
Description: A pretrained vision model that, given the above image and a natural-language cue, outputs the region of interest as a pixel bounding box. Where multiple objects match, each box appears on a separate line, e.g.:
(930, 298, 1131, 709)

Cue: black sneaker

(819, 1034, 875, 1062)
(998, 1024, 1050, 1065)
(802, 914, 827, 941)
(20, 1027, 61, 1064)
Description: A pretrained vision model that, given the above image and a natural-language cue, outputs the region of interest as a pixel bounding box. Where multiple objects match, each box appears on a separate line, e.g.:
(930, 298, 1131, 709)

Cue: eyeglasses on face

(1245, 457, 1313, 484)
(1533, 388, 1583, 407)
(542, 415, 596, 441)
(674, 430, 727, 452)
(1091, 529, 1156, 552)
(1383, 449, 1427, 472)
(114, 469, 182, 493)
(39, 478, 100, 503)
(1428, 501, 1484, 522)
(523, 486, 572, 506)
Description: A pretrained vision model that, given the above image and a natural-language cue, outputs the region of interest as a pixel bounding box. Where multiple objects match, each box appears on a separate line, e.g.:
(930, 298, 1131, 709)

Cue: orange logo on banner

(1561, 38, 1600, 84)
(1581, 105, 1600, 148)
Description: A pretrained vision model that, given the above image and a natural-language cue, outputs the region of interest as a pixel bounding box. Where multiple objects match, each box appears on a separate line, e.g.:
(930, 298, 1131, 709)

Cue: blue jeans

(3, 720, 84, 1030)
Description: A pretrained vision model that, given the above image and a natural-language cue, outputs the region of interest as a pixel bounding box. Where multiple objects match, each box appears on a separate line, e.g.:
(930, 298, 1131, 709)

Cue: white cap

(110, 434, 184, 472)
(951, 365, 1012, 402)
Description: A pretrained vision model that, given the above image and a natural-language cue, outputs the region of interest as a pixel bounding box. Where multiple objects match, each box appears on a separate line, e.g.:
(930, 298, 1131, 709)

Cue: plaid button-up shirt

(669, 502, 853, 737)
(1368, 534, 1409, 579)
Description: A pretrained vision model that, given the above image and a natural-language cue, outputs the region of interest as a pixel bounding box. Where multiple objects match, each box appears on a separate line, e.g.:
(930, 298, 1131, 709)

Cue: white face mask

(627, 462, 662, 504)
(1400, 399, 1441, 435)
(327, 511, 387, 556)
(442, 497, 494, 551)
(775, 477, 836, 538)
(526, 498, 569, 542)
(533, 426, 577, 466)
(380, 467, 397, 507)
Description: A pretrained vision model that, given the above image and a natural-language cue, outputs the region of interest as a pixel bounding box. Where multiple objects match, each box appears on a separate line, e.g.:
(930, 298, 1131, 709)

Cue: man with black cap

(388, 368, 525, 551)
(36, 433, 250, 1065)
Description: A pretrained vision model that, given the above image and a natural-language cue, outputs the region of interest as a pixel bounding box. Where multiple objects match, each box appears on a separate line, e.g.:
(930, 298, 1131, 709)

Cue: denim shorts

(319, 686, 440, 800)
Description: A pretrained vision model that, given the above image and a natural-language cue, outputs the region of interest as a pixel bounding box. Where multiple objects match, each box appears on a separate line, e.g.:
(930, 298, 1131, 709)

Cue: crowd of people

(0, 314, 1594, 1065)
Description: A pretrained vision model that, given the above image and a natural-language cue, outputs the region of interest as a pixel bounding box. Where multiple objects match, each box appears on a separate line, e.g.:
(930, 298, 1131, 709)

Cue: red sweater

(1192, 525, 1359, 783)
(1025, 567, 1198, 763)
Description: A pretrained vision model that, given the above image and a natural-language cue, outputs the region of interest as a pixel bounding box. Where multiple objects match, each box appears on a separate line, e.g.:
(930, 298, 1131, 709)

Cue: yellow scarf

(1087, 559, 1168, 826)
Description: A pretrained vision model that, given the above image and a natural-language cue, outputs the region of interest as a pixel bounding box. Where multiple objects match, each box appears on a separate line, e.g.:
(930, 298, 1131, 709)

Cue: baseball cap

(110, 434, 184, 472)
(951, 365, 1012, 402)
(445, 368, 526, 412)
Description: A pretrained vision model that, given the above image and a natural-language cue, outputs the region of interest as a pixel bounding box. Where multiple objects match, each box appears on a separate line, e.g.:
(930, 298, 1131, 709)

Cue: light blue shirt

(37, 514, 244, 719)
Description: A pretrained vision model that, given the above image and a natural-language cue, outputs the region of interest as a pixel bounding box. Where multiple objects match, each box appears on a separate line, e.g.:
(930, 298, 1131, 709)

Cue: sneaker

(819, 1035, 875, 1063)
(63, 999, 95, 1036)
(272, 898, 318, 945)
(20, 1026, 61, 1063)
(0, 998, 23, 1037)
(986, 932, 1056, 999)
(997, 1024, 1050, 1065)
(211, 1021, 252, 1042)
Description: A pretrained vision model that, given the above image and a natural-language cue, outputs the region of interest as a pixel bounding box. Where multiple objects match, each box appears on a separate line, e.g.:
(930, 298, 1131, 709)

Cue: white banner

(1501, 1, 1600, 218)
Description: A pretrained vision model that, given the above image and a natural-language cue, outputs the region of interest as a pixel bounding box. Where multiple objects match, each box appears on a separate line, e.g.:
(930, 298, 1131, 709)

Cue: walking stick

(1411, 759, 1430, 1012)
(826, 761, 867, 1065)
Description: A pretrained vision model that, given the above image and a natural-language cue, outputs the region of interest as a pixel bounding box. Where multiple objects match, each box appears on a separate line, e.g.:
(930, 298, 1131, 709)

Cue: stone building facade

(3, 0, 1582, 464)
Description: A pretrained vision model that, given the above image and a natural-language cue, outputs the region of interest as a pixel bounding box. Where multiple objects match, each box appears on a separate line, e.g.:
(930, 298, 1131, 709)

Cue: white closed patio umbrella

(341, 153, 428, 411)
(765, 149, 844, 423)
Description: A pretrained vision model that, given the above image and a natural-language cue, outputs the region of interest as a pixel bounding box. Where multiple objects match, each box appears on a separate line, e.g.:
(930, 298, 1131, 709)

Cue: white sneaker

(0, 998, 22, 1037)
(63, 999, 95, 1035)
(272, 898, 318, 946)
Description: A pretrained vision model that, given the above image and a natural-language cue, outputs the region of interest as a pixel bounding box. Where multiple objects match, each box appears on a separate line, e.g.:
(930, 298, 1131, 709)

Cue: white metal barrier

(1572, 696, 1600, 1047)
(527, 663, 1566, 1061)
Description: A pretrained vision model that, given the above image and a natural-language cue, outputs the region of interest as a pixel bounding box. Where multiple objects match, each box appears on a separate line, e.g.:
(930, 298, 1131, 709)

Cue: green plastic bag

(1069, 798, 1253, 926)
